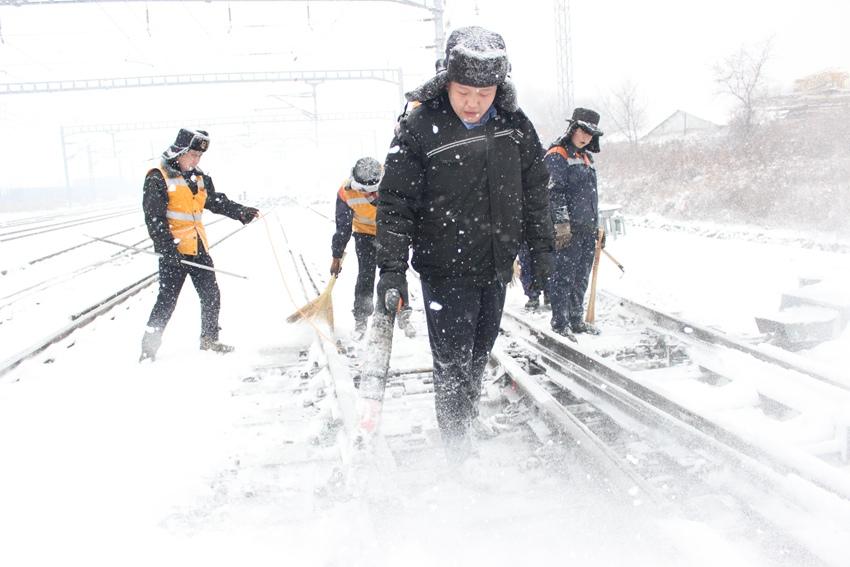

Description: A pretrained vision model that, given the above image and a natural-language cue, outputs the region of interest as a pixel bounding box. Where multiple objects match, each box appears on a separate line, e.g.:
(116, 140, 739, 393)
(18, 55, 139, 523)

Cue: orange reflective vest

(151, 163, 210, 256)
(338, 181, 377, 236)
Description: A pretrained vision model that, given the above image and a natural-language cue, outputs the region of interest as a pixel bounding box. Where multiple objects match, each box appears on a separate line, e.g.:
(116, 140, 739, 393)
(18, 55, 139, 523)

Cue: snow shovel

(585, 228, 604, 323)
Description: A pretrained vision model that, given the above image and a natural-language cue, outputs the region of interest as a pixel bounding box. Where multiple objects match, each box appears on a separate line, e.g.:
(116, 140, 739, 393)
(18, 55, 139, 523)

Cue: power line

(0, 68, 405, 97)
(553, 0, 574, 118)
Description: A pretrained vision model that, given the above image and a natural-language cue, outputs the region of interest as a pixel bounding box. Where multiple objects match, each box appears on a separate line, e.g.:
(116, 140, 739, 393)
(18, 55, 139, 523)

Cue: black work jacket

(376, 93, 553, 285)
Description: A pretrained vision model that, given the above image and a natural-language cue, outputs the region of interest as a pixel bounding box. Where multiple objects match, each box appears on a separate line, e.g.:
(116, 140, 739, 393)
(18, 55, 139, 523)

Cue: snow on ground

(1, 203, 848, 566)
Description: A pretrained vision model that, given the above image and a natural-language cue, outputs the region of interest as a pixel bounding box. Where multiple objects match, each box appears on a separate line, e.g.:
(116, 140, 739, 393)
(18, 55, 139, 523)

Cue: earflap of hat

(554, 122, 601, 153)
(405, 70, 449, 103)
(162, 144, 187, 161)
(494, 79, 518, 113)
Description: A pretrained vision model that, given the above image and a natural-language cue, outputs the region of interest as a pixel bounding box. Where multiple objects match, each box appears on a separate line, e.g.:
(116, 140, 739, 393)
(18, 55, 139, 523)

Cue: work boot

(397, 306, 416, 338)
(200, 336, 235, 354)
(552, 326, 578, 343)
(524, 294, 540, 311)
(139, 327, 163, 362)
(571, 321, 601, 335)
(443, 430, 477, 466)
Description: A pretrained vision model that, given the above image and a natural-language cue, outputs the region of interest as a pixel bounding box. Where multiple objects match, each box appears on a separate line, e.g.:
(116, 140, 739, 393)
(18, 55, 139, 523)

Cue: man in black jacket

(139, 128, 259, 362)
(375, 26, 554, 462)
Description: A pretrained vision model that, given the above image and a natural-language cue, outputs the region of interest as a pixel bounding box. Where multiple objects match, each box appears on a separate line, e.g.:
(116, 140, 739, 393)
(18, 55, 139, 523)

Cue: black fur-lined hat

(404, 26, 519, 112)
(444, 26, 510, 88)
(163, 128, 210, 160)
(560, 108, 604, 153)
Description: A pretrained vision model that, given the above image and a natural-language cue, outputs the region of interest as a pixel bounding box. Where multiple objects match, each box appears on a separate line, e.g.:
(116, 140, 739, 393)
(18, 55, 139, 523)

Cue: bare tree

(602, 80, 646, 145)
(713, 40, 772, 136)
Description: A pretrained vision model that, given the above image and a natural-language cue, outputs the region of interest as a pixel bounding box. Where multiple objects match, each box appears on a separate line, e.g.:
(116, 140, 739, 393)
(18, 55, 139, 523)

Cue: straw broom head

(286, 275, 338, 325)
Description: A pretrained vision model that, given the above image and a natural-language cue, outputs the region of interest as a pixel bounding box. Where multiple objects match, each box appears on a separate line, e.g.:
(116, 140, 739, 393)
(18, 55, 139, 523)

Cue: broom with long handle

(603, 249, 625, 273)
(585, 227, 604, 323)
(285, 255, 345, 326)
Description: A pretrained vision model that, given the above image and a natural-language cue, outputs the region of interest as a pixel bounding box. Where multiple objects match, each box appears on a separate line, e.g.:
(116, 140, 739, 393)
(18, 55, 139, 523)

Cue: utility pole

(430, 0, 445, 59)
(60, 125, 70, 194)
(554, 0, 574, 119)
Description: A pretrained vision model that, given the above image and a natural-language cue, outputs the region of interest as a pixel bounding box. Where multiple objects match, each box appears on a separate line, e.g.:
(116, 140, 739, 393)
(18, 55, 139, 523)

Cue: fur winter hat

(444, 26, 510, 87)
(163, 128, 210, 160)
(405, 26, 518, 112)
(568, 108, 604, 137)
(560, 108, 604, 153)
(351, 157, 383, 192)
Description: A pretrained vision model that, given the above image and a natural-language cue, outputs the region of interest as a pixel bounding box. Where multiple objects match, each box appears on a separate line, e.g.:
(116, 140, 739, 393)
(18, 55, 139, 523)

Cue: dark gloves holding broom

(376, 271, 408, 314)
(330, 257, 342, 276)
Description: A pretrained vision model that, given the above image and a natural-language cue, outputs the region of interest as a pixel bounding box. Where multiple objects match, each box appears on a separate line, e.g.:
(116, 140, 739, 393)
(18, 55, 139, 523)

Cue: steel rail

(0, 220, 255, 378)
(501, 309, 850, 503)
(602, 290, 848, 391)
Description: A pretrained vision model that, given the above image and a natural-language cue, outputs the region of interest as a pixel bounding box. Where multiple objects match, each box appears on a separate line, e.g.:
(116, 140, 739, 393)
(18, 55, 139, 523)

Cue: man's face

(570, 127, 593, 149)
(177, 149, 203, 172)
(447, 81, 498, 124)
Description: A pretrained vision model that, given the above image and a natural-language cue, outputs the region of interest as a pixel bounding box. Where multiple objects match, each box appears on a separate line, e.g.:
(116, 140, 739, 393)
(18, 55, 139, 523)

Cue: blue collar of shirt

(461, 105, 497, 129)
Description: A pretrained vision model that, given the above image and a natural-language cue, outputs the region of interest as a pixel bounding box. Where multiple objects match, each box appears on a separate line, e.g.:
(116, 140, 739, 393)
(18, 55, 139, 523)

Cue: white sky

(0, 0, 848, 192)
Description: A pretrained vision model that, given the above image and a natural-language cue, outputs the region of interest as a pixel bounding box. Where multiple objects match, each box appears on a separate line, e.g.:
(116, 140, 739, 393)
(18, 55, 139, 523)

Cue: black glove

(599, 230, 607, 249)
(159, 246, 184, 268)
(529, 252, 552, 294)
(239, 206, 259, 225)
(375, 271, 408, 314)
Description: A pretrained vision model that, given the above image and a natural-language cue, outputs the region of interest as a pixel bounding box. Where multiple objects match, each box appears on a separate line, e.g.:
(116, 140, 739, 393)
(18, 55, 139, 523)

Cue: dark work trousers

(517, 243, 535, 299)
(146, 247, 221, 339)
(353, 233, 377, 321)
(420, 278, 507, 441)
(549, 229, 596, 332)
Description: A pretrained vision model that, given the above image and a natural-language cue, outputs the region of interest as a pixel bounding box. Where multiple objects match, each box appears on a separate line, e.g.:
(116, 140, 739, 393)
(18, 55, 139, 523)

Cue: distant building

(793, 70, 849, 93)
(765, 69, 850, 121)
(641, 110, 721, 143)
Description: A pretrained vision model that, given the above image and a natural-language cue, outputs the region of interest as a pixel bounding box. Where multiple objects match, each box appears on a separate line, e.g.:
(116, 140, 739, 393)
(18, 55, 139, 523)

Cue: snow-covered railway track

(498, 308, 850, 565)
(0, 220, 251, 379)
(0, 206, 138, 243)
(604, 290, 847, 391)
(2, 217, 230, 312)
(596, 293, 850, 475)
(261, 218, 600, 539)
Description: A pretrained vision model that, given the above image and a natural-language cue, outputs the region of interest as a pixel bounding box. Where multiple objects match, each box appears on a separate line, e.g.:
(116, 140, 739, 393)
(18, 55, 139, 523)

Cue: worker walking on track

(139, 128, 259, 362)
(374, 26, 554, 463)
